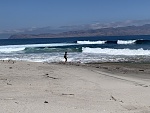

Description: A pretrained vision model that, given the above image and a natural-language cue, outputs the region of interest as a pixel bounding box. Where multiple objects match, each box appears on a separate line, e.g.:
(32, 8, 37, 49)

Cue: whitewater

(0, 36, 150, 63)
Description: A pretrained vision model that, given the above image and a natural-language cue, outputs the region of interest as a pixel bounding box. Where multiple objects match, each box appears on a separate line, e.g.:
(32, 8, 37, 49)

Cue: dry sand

(0, 60, 150, 113)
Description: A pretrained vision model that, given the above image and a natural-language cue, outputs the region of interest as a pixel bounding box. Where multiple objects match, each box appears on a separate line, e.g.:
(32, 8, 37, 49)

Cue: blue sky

(0, 0, 150, 30)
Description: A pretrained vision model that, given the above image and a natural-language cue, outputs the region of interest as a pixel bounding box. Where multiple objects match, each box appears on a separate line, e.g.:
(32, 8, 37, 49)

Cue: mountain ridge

(9, 24, 150, 39)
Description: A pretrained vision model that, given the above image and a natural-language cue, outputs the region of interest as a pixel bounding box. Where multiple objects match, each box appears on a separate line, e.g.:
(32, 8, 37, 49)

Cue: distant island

(9, 24, 150, 39)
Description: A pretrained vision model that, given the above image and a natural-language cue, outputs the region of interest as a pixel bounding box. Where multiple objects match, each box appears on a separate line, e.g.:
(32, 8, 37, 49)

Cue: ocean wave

(117, 40, 136, 44)
(77, 40, 106, 44)
(0, 47, 25, 53)
(82, 47, 150, 55)
(77, 39, 150, 45)
(0, 43, 77, 53)
(24, 47, 82, 53)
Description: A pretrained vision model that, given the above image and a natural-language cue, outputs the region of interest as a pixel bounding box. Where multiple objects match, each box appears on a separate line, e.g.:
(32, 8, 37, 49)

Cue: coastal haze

(1, 19, 150, 39)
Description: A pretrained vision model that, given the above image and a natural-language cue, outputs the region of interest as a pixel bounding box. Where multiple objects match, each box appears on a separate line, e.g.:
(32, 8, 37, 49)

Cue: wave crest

(77, 40, 106, 44)
(117, 40, 136, 44)
(0, 43, 77, 53)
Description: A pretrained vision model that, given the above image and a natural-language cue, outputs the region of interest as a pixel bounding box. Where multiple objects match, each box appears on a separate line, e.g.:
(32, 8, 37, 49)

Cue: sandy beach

(0, 60, 150, 113)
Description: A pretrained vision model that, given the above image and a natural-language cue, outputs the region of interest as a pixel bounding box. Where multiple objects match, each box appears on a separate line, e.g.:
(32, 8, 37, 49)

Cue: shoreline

(85, 62, 150, 79)
(0, 60, 150, 112)
(55, 61, 150, 79)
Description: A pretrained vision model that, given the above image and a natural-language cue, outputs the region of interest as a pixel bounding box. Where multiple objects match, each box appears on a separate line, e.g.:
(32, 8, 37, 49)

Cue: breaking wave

(117, 40, 136, 44)
(77, 39, 150, 45)
(82, 47, 150, 56)
(77, 40, 106, 44)
(0, 43, 78, 53)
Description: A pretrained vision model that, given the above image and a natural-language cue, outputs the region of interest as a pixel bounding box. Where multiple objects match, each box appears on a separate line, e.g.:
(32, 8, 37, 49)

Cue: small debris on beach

(8, 60, 15, 64)
(7, 83, 12, 85)
(102, 67, 108, 69)
(0, 78, 7, 80)
(116, 67, 120, 69)
(47, 76, 58, 79)
(62, 93, 74, 96)
(110, 95, 117, 101)
(119, 100, 124, 103)
(44, 101, 48, 103)
(9, 67, 12, 69)
(139, 69, 144, 72)
(15, 102, 18, 104)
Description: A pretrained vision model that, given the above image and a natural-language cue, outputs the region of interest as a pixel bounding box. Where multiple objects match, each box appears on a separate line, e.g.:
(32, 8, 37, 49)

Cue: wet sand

(85, 62, 150, 79)
(0, 60, 150, 113)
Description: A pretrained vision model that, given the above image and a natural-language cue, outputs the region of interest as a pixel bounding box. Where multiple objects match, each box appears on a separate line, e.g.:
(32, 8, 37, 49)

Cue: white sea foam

(117, 40, 136, 44)
(0, 47, 25, 53)
(82, 47, 150, 56)
(77, 40, 106, 44)
(0, 51, 149, 63)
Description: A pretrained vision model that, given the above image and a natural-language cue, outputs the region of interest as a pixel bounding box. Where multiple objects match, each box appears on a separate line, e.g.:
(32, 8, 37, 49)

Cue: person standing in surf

(64, 52, 67, 62)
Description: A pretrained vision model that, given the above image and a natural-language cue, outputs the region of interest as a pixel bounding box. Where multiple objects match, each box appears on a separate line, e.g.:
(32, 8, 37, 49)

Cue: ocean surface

(0, 35, 150, 63)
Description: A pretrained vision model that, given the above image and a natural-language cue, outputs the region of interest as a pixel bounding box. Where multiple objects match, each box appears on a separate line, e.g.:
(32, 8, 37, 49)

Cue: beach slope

(0, 61, 150, 113)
